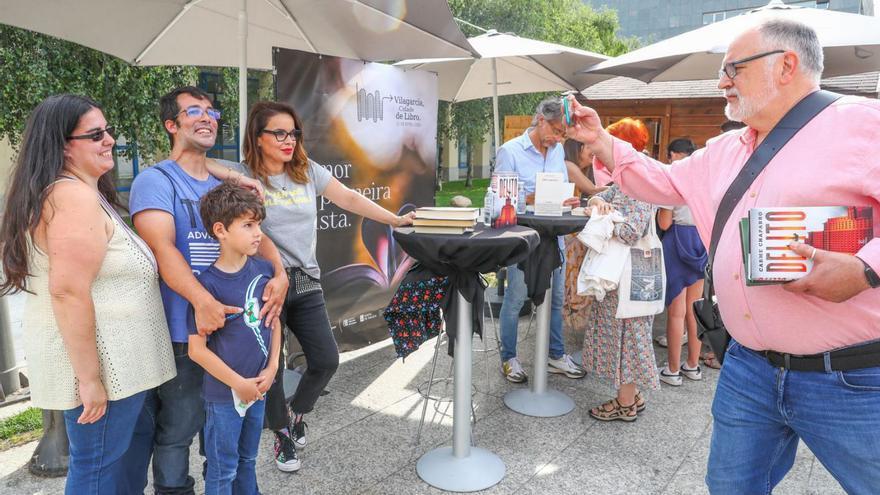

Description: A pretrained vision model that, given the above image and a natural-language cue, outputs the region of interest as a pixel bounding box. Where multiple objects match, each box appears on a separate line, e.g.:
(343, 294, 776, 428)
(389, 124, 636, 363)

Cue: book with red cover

(745, 206, 874, 284)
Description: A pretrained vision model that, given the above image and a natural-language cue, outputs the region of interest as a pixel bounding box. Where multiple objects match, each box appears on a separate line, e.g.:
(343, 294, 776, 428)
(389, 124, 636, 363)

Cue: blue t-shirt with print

(187, 257, 274, 403)
(129, 159, 225, 342)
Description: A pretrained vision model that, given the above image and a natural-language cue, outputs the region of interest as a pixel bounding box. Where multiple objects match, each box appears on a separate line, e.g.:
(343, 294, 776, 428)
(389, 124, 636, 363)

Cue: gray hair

(531, 97, 563, 126)
(758, 18, 824, 83)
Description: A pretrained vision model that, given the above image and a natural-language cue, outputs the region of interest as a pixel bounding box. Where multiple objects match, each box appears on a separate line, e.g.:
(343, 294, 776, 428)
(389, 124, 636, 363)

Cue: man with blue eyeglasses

(130, 87, 290, 493)
(495, 97, 585, 384)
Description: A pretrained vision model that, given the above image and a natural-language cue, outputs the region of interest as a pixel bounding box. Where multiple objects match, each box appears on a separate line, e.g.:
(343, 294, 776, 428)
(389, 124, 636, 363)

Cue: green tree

(442, 0, 638, 178)
(0, 25, 200, 161)
(0, 27, 275, 162)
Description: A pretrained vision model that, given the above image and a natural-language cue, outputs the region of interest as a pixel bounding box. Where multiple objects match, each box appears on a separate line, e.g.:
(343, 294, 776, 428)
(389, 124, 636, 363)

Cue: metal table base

(417, 293, 506, 492)
(503, 287, 575, 417)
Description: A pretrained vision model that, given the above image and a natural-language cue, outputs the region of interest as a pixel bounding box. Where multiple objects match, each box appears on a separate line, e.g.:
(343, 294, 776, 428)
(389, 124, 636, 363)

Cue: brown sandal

(701, 352, 722, 370)
(634, 391, 646, 413)
(589, 398, 638, 422)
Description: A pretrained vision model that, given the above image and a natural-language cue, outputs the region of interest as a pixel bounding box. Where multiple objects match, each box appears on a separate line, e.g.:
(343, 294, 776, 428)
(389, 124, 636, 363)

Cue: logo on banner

(356, 84, 426, 127)
(357, 85, 387, 122)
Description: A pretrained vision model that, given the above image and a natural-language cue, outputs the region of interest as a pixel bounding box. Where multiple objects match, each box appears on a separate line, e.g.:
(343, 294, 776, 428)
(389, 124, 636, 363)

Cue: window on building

(198, 70, 259, 162)
(704, 1, 828, 25)
(458, 140, 468, 169)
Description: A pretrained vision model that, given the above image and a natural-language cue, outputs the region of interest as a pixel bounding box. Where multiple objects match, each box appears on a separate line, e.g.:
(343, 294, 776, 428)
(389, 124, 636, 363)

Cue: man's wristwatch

(856, 256, 880, 288)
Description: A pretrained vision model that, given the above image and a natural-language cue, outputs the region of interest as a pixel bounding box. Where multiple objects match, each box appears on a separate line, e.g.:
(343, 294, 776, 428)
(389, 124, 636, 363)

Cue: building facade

(581, 0, 869, 43)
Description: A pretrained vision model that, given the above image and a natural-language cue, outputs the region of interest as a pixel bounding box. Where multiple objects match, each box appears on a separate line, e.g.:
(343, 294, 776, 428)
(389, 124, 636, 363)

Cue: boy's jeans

(499, 263, 566, 362)
(204, 399, 266, 495)
(63, 390, 151, 494)
(707, 339, 880, 494)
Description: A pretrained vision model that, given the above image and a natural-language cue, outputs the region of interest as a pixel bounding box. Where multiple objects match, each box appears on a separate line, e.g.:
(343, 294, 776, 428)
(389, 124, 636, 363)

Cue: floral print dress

(581, 185, 660, 391)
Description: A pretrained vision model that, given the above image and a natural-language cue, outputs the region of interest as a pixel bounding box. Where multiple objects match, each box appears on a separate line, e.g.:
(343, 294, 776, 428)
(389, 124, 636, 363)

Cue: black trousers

(264, 279, 340, 431)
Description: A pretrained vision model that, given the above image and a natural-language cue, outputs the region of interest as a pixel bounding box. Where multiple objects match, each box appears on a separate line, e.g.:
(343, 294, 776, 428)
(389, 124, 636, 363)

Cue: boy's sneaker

(659, 365, 683, 386)
(548, 354, 586, 379)
(680, 363, 703, 381)
(273, 431, 301, 472)
(291, 420, 308, 450)
(502, 357, 528, 383)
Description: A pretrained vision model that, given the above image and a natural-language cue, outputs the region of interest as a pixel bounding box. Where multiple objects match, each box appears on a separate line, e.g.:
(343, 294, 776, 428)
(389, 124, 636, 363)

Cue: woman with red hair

(581, 118, 661, 422)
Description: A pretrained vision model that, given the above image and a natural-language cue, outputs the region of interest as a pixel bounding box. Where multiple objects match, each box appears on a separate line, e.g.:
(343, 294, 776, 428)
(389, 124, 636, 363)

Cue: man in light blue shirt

(495, 97, 585, 383)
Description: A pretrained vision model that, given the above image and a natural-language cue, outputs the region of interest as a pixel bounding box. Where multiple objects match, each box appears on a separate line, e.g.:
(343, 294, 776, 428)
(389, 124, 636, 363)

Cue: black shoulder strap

(702, 90, 842, 296)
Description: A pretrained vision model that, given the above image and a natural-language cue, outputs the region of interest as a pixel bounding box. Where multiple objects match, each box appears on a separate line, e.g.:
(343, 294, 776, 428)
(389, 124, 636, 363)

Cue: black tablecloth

(516, 213, 588, 307)
(393, 225, 539, 356)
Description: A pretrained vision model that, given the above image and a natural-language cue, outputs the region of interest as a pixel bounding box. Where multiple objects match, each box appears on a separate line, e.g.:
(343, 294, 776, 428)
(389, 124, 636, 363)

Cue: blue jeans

(707, 339, 880, 494)
(63, 390, 152, 494)
(148, 344, 205, 494)
(204, 399, 266, 495)
(499, 262, 565, 362)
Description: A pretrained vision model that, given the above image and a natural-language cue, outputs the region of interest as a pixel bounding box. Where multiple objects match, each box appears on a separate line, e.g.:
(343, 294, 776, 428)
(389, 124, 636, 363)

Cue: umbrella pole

(491, 58, 500, 173)
(238, 0, 248, 157)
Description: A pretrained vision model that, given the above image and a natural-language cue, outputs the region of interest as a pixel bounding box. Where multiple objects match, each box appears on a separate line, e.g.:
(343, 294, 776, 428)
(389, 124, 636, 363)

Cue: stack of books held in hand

(740, 206, 874, 285)
(413, 207, 479, 234)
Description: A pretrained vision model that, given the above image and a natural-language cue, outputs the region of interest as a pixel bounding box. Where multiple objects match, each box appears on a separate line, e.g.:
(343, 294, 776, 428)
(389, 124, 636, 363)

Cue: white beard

(724, 69, 779, 122)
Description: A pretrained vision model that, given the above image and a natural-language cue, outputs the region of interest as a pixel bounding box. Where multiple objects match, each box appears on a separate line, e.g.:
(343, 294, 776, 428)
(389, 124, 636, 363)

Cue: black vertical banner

(274, 48, 438, 351)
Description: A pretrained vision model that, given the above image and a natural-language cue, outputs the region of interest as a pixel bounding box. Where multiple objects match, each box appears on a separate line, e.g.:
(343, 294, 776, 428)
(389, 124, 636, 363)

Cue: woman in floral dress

(581, 118, 660, 422)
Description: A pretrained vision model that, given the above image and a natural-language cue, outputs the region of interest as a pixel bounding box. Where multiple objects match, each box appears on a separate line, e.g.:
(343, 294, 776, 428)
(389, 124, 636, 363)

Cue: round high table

(503, 212, 588, 418)
(394, 224, 539, 493)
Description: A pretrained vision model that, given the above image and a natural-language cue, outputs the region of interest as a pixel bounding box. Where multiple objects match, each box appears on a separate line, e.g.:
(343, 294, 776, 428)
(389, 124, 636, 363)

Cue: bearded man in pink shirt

(568, 19, 880, 494)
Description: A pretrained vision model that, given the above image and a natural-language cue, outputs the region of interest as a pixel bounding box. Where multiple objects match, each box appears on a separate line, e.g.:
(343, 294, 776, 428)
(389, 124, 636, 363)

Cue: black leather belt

(760, 340, 880, 372)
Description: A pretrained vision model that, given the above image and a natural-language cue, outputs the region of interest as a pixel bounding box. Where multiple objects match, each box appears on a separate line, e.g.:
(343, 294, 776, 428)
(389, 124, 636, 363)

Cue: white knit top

(24, 199, 176, 410)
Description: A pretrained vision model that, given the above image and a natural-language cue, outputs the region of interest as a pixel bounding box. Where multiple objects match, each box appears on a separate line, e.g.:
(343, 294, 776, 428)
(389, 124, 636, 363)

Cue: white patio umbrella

(1, 0, 476, 144)
(584, 0, 880, 82)
(395, 30, 610, 156)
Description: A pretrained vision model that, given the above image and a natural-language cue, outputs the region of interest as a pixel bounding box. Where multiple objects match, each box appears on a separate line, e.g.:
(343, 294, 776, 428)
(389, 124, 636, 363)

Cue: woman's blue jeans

(63, 390, 152, 494)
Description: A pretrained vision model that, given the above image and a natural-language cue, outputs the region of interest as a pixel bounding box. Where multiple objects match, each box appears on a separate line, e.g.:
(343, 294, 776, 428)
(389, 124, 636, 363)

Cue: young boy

(188, 182, 282, 494)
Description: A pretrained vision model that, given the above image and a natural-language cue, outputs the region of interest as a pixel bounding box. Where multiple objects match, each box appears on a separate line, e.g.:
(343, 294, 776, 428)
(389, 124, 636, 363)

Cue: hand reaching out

(564, 95, 605, 146)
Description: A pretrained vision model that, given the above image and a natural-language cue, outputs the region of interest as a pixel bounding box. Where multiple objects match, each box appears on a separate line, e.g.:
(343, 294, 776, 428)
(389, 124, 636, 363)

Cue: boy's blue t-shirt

(129, 159, 226, 343)
(187, 257, 275, 403)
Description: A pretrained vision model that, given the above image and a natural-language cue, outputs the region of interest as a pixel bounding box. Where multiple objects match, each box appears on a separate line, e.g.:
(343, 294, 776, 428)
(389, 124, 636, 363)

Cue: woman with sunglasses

(0, 95, 176, 493)
(229, 101, 414, 471)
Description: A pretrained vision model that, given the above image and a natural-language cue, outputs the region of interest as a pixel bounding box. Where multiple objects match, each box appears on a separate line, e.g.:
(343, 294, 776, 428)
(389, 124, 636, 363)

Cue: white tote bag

(616, 212, 666, 319)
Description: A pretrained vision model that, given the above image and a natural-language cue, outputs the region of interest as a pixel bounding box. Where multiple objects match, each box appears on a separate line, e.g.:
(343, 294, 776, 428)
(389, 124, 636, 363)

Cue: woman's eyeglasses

(67, 126, 115, 142)
(177, 105, 221, 120)
(261, 129, 303, 142)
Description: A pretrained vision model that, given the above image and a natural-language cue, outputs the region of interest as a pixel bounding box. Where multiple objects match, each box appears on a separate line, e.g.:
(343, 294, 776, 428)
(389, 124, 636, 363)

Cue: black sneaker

(273, 431, 301, 472)
(292, 420, 308, 450)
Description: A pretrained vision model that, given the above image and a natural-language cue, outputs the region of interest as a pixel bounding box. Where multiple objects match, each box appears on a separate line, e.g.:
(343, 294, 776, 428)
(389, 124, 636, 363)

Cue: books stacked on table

(413, 207, 479, 234)
(740, 206, 874, 285)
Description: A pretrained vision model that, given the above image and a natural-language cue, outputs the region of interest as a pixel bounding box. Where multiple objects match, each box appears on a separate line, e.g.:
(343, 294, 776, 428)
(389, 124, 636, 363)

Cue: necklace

(269, 174, 287, 191)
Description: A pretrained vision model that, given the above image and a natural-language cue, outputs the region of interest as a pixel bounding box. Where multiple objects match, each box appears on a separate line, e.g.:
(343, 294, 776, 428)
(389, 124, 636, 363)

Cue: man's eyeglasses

(542, 118, 566, 138)
(261, 129, 303, 142)
(67, 126, 115, 142)
(177, 105, 221, 121)
(718, 50, 785, 80)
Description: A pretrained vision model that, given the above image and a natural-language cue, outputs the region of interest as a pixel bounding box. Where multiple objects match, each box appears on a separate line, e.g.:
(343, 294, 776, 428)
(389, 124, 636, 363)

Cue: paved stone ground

(0, 299, 846, 494)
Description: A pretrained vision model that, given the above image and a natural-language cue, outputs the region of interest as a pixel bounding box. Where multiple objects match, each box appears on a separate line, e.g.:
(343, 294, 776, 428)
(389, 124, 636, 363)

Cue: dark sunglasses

(718, 50, 785, 80)
(261, 129, 302, 142)
(177, 105, 221, 120)
(67, 126, 115, 142)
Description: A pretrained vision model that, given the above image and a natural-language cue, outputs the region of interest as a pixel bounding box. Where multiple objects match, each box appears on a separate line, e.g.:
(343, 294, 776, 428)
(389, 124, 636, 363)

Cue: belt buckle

(783, 353, 791, 370)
